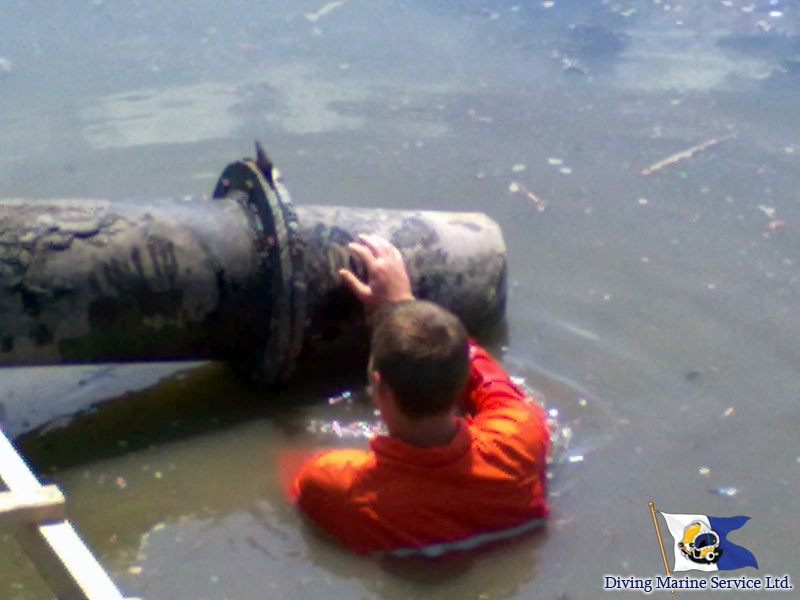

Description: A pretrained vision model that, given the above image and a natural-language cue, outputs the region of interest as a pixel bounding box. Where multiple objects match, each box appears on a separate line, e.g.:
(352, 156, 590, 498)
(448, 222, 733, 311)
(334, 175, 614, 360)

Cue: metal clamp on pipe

(211, 144, 306, 385)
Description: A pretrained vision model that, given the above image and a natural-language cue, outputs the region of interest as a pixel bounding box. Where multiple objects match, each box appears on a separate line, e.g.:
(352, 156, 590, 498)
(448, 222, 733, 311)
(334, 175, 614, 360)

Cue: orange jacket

(294, 340, 550, 556)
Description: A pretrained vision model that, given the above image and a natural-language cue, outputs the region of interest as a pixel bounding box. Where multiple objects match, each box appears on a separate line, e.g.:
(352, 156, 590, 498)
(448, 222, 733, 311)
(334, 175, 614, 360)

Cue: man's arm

(460, 339, 533, 415)
(338, 234, 532, 417)
(460, 340, 551, 485)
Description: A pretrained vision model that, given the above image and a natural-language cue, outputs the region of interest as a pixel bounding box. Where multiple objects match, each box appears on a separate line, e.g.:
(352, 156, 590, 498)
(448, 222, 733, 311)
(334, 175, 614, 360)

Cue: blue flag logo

(659, 512, 758, 572)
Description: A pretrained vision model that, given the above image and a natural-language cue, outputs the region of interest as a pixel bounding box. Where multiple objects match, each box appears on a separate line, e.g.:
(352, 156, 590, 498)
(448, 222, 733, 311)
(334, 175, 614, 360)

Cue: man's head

(368, 300, 469, 421)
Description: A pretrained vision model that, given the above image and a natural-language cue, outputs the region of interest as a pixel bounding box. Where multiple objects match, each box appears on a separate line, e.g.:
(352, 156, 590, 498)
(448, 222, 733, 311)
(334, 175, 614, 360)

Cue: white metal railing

(0, 429, 139, 600)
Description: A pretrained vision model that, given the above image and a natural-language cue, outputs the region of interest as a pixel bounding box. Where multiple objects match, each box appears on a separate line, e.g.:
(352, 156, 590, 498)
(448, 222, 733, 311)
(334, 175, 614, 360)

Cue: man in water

(294, 234, 550, 556)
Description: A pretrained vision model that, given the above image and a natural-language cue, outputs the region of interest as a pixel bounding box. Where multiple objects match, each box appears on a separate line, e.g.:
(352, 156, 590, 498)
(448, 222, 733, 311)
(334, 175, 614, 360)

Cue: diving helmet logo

(678, 520, 723, 564)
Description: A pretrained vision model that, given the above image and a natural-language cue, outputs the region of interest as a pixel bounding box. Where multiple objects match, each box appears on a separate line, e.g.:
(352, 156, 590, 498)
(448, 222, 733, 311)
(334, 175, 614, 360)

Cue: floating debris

(0, 58, 11, 77)
(305, 1, 344, 22)
(698, 467, 710, 476)
(756, 204, 776, 219)
(684, 370, 702, 381)
(548, 157, 563, 165)
(559, 55, 587, 75)
(467, 108, 493, 124)
(766, 220, 785, 233)
(327, 390, 353, 405)
(559, 167, 572, 174)
(711, 486, 738, 497)
(512, 164, 526, 172)
(642, 134, 736, 175)
(509, 181, 548, 211)
(722, 407, 735, 417)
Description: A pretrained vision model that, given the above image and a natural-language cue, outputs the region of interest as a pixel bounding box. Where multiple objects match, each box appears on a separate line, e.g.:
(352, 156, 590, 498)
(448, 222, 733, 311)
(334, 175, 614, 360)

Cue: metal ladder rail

(0, 429, 139, 600)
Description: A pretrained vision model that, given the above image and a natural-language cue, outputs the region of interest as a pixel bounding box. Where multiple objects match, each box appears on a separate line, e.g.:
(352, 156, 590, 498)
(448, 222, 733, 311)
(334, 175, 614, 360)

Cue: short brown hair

(370, 300, 469, 419)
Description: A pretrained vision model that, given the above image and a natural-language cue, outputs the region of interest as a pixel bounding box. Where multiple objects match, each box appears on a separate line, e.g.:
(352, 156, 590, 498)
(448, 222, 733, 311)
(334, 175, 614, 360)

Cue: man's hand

(339, 234, 415, 310)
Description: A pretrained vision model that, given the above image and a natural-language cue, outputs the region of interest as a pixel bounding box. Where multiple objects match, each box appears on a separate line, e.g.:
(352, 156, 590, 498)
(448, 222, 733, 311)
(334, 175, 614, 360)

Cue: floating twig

(305, 1, 345, 22)
(642, 133, 736, 175)
(509, 182, 548, 211)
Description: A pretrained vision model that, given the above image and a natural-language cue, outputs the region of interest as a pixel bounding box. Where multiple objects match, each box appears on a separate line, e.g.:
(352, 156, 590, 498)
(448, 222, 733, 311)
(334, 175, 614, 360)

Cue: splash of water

(510, 376, 580, 474)
(305, 381, 582, 470)
(306, 417, 388, 440)
(306, 389, 388, 439)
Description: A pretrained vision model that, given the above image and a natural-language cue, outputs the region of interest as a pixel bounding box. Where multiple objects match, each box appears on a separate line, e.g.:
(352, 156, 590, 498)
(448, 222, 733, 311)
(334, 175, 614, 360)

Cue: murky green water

(1, 1, 798, 598)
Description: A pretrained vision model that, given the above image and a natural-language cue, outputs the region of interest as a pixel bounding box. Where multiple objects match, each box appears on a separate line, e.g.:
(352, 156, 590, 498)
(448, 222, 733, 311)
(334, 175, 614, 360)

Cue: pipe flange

(212, 143, 306, 385)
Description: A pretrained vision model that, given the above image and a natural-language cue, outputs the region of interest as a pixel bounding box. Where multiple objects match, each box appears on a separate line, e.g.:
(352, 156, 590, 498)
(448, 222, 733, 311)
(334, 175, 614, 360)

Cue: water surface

(1, 1, 798, 598)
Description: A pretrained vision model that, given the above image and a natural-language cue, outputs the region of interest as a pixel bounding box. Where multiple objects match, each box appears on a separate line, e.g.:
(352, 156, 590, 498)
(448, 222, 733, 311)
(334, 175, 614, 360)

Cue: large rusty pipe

(0, 149, 506, 385)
